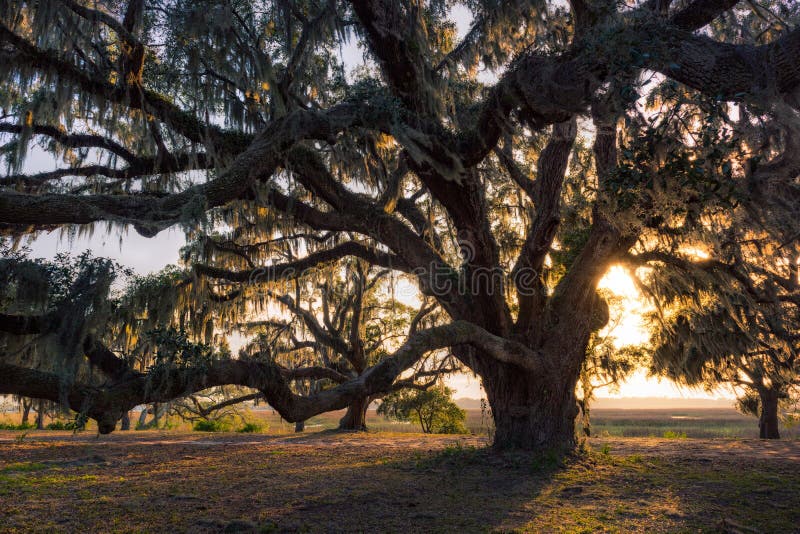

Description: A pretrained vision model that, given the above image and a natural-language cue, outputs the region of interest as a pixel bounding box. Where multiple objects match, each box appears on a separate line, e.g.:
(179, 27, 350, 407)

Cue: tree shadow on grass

(244, 444, 571, 532)
(231, 444, 800, 533)
(3, 435, 800, 532)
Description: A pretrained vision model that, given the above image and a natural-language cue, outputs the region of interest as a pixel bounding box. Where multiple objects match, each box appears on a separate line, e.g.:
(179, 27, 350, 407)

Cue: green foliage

(45, 420, 79, 431)
(144, 328, 230, 399)
(237, 422, 263, 433)
(0, 422, 33, 430)
(662, 431, 687, 439)
(378, 386, 467, 434)
(192, 419, 228, 432)
(1, 462, 47, 473)
(736, 393, 761, 418)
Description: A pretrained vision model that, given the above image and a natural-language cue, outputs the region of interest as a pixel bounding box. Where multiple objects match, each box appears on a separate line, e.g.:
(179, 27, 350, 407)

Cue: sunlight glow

(597, 265, 653, 347)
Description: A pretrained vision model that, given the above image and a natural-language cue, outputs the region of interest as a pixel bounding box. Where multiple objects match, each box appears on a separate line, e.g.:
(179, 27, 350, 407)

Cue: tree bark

(120, 411, 131, 431)
(338, 397, 369, 431)
(481, 360, 581, 451)
(294, 420, 305, 432)
(137, 408, 148, 428)
(20, 398, 31, 426)
(35, 399, 45, 430)
(759, 389, 781, 439)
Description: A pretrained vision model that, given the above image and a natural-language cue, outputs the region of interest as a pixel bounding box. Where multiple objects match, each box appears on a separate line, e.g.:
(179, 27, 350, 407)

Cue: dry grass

(0, 407, 778, 439)
(0, 431, 798, 533)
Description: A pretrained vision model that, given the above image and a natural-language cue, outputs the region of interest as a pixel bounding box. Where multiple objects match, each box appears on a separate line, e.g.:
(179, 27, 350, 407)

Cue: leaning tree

(2, 0, 800, 450)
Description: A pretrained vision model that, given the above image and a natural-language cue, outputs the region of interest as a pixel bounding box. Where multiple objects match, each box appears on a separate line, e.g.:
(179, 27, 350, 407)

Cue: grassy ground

(0, 431, 798, 533)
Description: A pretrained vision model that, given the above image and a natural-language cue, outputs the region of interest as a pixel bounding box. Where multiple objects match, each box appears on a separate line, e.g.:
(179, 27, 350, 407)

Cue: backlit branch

(0, 320, 542, 433)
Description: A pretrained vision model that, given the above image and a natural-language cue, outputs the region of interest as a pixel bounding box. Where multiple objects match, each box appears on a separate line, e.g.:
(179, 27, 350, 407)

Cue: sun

(597, 265, 653, 347)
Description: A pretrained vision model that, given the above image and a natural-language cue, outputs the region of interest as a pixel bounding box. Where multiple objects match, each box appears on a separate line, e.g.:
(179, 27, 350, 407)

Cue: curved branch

(60, 0, 141, 47)
(194, 241, 409, 283)
(0, 103, 385, 235)
(513, 118, 578, 332)
(0, 22, 244, 152)
(670, 0, 740, 30)
(0, 122, 140, 163)
(0, 320, 541, 433)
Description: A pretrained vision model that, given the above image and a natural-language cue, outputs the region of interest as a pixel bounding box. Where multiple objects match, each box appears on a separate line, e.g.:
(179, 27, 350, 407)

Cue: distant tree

(233, 260, 457, 431)
(378, 386, 467, 434)
(643, 212, 800, 439)
(14, 396, 32, 426)
(169, 386, 260, 426)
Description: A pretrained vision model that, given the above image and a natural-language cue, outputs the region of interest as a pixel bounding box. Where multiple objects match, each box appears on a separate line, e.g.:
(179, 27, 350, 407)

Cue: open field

(1, 431, 799, 533)
(290, 407, 783, 439)
(0, 406, 791, 439)
(589, 408, 798, 439)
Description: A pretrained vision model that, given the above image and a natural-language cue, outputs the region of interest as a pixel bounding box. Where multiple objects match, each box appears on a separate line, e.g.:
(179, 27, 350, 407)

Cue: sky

(9, 5, 735, 404)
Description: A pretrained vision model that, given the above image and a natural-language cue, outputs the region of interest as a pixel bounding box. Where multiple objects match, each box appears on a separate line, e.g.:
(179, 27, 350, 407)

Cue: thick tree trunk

(137, 408, 148, 428)
(482, 362, 580, 451)
(294, 420, 305, 432)
(35, 399, 45, 430)
(20, 398, 31, 426)
(120, 411, 131, 431)
(152, 402, 161, 428)
(338, 397, 369, 431)
(759, 389, 781, 439)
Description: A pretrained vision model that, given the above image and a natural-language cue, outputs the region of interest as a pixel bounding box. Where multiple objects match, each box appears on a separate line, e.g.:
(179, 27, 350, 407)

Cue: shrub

(662, 430, 687, 439)
(193, 419, 226, 432)
(378, 386, 468, 434)
(46, 421, 78, 430)
(236, 422, 262, 433)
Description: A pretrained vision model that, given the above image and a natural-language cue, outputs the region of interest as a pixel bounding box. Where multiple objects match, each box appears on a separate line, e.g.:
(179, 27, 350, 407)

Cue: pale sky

(8, 6, 733, 403)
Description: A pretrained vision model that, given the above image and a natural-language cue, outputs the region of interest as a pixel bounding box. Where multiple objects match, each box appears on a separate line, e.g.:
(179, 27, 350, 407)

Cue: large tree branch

(459, 5, 799, 168)
(669, 0, 740, 30)
(0, 103, 385, 235)
(0, 23, 240, 151)
(0, 122, 140, 163)
(349, 0, 440, 116)
(513, 119, 578, 333)
(0, 320, 542, 433)
(654, 25, 800, 101)
(60, 0, 142, 47)
(1, 152, 213, 193)
(264, 188, 471, 318)
(194, 241, 408, 283)
(82, 337, 136, 382)
(546, 112, 632, 350)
